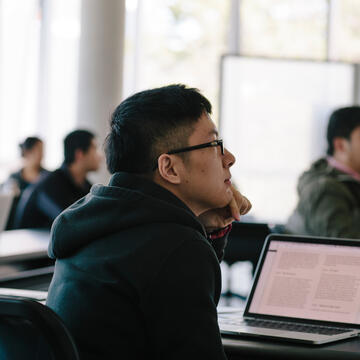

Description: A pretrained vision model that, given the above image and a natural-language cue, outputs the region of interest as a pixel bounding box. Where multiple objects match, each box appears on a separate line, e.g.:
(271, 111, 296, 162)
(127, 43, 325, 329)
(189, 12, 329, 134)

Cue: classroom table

(0, 229, 53, 291)
(0, 228, 50, 263)
(222, 330, 360, 359)
(2, 229, 360, 359)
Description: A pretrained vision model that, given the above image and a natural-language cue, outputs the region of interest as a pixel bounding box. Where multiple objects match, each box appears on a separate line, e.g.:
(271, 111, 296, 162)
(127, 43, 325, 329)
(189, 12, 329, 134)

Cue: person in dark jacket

(3, 136, 49, 229)
(286, 106, 360, 238)
(14, 129, 101, 229)
(8, 137, 49, 192)
(46, 84, 251, 359)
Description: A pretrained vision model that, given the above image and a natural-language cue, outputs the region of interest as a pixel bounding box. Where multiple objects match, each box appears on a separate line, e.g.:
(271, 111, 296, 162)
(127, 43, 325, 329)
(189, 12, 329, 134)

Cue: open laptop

(0, 193, 13, 233)
(218, 234, 360, 344)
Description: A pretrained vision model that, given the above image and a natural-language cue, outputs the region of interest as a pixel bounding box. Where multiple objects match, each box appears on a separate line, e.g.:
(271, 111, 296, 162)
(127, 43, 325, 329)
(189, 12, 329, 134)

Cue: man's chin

(214, 197, 232, 210)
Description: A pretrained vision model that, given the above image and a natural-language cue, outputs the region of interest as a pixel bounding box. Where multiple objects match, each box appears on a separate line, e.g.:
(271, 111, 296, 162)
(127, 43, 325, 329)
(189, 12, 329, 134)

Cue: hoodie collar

(108, 172, 194, 215)
(48, 171, 206, 259)
(327, 157, 360, 183)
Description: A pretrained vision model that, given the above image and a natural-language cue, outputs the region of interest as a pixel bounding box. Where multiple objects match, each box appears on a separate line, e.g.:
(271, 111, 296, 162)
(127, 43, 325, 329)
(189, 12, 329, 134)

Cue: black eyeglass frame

(167, 139, 224, 155)
(152, 139, 224, 171)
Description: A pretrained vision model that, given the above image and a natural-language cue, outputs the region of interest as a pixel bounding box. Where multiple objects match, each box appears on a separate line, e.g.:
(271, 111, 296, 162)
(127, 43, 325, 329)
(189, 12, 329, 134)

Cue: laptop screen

(246, 236, 360, 325)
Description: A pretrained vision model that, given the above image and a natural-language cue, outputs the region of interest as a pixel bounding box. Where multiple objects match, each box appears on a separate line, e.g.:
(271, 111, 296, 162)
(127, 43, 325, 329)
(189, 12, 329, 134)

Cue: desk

(0, 229, 50, 263)
(223, 334, 360, 359)
(0, 229, 53, 290)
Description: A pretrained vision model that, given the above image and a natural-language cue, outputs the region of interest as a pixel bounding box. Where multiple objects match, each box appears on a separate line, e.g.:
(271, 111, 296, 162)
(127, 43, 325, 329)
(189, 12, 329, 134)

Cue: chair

(222, 222, 271, 300)
(0, 295, 79, 360)
(12, 184, 52, 229)
(0, 192, 13, 231)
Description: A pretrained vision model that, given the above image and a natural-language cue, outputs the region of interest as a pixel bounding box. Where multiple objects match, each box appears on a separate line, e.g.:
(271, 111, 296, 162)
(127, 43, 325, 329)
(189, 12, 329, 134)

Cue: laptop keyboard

(220, 317, 351, 335)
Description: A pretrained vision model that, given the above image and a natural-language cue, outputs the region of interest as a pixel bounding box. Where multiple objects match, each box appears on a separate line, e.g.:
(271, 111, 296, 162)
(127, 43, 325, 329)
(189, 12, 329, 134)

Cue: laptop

(218, 234, 360, 344)
(0, 193, 13, 233)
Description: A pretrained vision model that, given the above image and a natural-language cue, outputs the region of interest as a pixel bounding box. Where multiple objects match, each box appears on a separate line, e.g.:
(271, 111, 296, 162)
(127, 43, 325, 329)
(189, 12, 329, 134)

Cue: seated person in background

(14, 129, 101, 229)
(46, 84, 251, 359)
(286, 106, 360, 238)
(3, 137, 49, 229)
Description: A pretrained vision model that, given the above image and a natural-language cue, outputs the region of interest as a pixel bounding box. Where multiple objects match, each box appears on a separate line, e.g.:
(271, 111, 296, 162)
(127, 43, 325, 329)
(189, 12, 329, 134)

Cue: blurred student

(14, 130, 101, 229)
(3, 137, 49, 229)
(286, 106, 360, 238)
(46, 85, 251, 359)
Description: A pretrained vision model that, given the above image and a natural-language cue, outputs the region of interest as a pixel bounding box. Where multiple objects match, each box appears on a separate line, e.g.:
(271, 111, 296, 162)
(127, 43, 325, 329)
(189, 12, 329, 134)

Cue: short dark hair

(64, 130, 95, 165)
(105, 84, 212, 174)
(327, 106, 360, 155)
(19, 137, 42, 157)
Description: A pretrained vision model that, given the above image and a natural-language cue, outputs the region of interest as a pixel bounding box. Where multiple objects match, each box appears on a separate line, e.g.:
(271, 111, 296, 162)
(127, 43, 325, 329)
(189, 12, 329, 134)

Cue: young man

(14, 129, 101, 228)
(3, 136, 49, 229)
(46, 85, 251, 359)
(286, 106, 360, 238)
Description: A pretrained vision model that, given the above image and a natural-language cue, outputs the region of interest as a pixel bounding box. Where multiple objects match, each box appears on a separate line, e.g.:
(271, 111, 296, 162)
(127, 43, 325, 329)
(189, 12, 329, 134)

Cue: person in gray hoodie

(46, 84, 251, 359)
(286, 106, 360, 238)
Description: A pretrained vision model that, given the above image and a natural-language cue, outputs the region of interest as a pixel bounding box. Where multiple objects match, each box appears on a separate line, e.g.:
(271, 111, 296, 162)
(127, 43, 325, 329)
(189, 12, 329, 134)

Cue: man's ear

(333, 137, 349, 153)
(74, 149, 85, 163)
(157, 154, 181, 184)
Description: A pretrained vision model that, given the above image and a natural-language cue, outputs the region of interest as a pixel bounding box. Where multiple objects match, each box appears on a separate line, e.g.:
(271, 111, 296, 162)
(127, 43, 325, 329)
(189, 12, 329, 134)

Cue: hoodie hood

(48, 172, 205, 259)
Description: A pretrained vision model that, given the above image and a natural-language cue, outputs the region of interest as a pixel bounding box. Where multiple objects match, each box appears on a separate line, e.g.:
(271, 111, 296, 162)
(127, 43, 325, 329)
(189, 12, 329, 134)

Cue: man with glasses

(46, 84, 251, 359)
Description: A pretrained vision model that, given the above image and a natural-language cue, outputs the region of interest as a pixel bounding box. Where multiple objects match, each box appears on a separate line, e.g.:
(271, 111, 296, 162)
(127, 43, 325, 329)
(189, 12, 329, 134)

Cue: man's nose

(223, 148, 235, 168)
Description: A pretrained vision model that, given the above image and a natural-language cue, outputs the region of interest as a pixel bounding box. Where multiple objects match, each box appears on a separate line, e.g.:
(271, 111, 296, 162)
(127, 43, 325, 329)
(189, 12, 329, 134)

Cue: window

(240, 0, 327, 60)
(328, 0, 360, 61)
(123, 0, 230, 121)
(0, 0, 81, 181)
(0, 0, 41, 180)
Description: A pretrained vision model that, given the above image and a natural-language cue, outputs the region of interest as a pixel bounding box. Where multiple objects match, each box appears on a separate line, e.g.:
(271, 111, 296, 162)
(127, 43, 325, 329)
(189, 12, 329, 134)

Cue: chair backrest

(0, 193, 13, 232)
(12, 183, 52, 229)
(12, 184, 37, 229)
(0, 296, 79, 360)
(224, 221, 271, 271)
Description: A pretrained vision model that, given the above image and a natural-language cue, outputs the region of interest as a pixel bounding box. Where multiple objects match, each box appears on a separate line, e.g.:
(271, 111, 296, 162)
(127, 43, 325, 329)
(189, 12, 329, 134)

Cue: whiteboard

(220, 56, 356, 224)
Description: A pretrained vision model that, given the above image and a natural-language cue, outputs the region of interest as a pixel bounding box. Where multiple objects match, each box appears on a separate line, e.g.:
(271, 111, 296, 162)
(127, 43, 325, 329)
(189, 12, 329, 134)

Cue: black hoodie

(46, 172, 228, 360)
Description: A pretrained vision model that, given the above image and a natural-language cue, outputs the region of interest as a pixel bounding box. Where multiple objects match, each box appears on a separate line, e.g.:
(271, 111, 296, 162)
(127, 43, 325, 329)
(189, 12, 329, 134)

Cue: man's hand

(198, 186, 252, 233)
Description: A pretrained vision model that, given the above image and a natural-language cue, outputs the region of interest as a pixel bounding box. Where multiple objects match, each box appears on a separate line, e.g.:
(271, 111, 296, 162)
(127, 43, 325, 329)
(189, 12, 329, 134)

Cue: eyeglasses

(152, 139, 224, 170)
(167, 139, 224, 155)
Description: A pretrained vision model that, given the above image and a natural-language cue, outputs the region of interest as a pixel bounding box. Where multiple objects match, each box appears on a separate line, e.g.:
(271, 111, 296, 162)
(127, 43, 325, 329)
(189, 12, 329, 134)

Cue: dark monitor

(224, 221, 271, 272)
